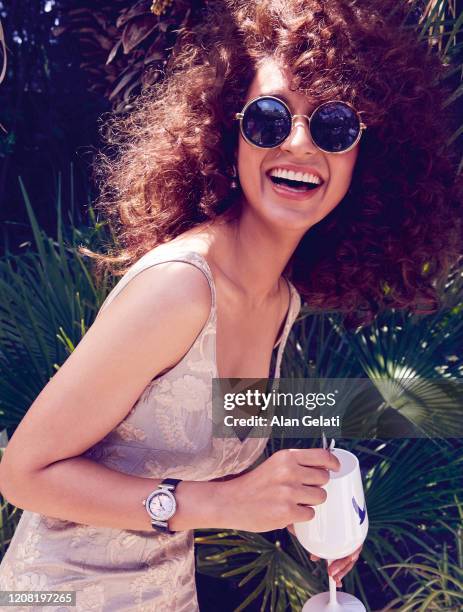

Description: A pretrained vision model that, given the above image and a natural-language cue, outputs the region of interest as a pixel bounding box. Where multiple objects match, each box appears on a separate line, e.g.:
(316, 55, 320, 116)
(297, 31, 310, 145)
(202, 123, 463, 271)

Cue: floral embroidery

(0, 560, 15, 590)
(114, 421, 147, 442)
(106, 530, 144, 565)
(15, 571, 49, 591)
(75, 584, 105, 611)
(82, 444, 126, 468)
(40, 515, 77, 530)
(152, 405, 197, 451)
(186, 355, 215, 374)
(129, 560, 179, 611)
(70, 525, 102, 550)
(15, 532, 41, 569)
(172, 375, 210, 413)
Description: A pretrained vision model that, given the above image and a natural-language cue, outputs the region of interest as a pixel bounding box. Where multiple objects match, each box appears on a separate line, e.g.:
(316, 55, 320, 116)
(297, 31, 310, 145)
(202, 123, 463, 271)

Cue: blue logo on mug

(352, 496, 366, 525)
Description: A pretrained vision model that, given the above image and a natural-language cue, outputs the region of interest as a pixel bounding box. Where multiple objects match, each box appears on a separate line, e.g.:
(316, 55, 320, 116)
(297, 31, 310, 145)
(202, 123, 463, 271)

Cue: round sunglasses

(234, 95, 367, 154)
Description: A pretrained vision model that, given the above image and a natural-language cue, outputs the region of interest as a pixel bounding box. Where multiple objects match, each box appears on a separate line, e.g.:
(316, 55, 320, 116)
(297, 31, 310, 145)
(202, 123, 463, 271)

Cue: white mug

(294, 448, 368, 560)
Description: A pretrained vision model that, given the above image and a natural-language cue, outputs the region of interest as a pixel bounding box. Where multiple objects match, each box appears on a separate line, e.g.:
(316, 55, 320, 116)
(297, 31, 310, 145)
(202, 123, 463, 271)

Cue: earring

(230, 163, 239, 189)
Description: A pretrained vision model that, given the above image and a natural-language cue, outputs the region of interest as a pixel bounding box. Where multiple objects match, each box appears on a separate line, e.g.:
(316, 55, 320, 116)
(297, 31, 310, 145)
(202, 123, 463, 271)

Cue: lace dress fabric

(0, 246, 302, 611)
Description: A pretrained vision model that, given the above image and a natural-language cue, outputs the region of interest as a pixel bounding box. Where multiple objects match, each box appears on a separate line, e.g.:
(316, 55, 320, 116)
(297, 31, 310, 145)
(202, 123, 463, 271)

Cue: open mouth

(266, 167, 325, 192)
(270, 175, 320, 191)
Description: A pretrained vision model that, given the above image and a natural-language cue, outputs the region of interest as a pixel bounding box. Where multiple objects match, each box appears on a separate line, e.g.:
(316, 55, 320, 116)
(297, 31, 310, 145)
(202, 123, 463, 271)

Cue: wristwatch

(142, 478, 182, 534)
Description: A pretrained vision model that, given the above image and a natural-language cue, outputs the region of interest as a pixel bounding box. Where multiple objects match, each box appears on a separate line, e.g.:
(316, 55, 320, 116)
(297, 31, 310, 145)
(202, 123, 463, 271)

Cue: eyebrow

(259, 91, 292, 105)
(257, 91, 318, 113)
(258, 93, 360, 116)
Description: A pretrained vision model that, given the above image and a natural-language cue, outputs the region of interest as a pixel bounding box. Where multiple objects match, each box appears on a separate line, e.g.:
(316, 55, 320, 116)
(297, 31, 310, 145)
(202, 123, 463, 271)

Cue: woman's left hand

(286, 524, 363, 587)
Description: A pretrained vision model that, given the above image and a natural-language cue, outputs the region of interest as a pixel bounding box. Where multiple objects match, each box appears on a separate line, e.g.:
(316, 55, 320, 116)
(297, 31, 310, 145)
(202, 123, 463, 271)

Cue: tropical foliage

(0, 171, 113, 433)
(383, 513, 463, 611)
(53, 0, 204, 112)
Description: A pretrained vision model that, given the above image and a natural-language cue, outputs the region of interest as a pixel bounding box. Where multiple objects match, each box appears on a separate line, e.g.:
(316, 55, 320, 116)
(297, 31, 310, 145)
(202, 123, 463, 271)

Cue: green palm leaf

(0, 173, 111, 431)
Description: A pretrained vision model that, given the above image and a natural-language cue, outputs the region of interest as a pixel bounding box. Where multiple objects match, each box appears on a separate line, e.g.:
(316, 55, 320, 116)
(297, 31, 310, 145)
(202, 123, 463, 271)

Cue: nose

(281, 115, 318, 156)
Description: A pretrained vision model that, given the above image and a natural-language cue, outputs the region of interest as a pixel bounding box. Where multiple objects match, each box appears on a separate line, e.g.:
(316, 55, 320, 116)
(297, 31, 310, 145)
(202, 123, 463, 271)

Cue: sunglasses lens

(242, 97, 291, 147)
(310, 101, 361, 153)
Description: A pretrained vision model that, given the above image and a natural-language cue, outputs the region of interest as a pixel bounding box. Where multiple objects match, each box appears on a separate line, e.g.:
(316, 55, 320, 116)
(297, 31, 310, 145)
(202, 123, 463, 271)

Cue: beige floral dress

(0, 246, 301, 611)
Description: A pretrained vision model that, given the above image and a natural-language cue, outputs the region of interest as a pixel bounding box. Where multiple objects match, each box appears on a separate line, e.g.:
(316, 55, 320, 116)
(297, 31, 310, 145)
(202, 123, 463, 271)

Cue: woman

(0, 0, 461, 610)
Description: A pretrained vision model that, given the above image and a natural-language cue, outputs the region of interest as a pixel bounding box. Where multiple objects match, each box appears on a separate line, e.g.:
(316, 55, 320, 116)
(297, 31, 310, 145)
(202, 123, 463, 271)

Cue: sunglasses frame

(234, 95, 367, 154)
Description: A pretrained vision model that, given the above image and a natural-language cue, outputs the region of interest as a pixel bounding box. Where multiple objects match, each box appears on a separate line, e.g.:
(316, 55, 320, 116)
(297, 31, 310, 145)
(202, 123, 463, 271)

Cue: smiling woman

(0, 0, 461, 610)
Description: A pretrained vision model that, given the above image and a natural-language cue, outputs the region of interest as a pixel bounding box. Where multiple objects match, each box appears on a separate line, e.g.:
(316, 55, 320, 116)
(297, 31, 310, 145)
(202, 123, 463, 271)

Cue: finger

(296, 484, 327, 506)
(328, 546, 362, 576)
(332, 560, 356, 583)
(309, 554, 320, 562)
(330, 551, 362, 582)
(288, 448, 341, 472)
(329, 555, 356, 577)
(329, 556, 356, 577)
(292, 504, 315, 523)
(329, 559, 349, 578)
(329, 573, 343, 588)
(294, 465, 330, 487)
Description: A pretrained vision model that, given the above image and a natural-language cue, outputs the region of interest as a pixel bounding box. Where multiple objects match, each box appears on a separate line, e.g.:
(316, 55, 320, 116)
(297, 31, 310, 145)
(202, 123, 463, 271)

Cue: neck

(208, 205, 304, 306)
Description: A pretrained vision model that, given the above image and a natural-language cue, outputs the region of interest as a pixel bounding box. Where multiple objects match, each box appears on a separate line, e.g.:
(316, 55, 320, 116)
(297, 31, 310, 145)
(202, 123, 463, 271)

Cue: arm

(0, 262, 223, 532)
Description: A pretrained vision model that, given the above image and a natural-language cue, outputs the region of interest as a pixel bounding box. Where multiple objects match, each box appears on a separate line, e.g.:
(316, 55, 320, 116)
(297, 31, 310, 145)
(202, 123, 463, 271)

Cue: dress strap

(273, 280, 302, 378)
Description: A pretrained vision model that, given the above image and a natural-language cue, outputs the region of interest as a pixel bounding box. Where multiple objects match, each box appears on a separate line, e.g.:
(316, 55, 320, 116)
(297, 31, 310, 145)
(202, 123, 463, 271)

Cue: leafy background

(0, 1, 462, 611)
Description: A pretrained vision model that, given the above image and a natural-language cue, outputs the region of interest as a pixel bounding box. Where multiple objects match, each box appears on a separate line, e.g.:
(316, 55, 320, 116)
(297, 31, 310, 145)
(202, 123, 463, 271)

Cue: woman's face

(235, 57, 360, 232)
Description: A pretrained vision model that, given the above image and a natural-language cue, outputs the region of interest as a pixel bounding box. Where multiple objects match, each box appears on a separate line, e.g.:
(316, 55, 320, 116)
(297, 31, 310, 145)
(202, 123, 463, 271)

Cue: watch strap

(151, 518, 173, 534)
(161, 478, 181, 490)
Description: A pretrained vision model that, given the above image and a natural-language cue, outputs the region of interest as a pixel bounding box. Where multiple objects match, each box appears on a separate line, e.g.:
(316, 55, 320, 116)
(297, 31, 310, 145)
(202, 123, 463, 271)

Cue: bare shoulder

(96, 258, 213, 325)
(0, 259, 213, 478)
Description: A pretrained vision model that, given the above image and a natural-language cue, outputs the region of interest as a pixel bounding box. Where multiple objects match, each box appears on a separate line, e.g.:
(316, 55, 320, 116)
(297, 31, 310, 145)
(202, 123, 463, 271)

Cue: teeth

(269, 168, 322, 184)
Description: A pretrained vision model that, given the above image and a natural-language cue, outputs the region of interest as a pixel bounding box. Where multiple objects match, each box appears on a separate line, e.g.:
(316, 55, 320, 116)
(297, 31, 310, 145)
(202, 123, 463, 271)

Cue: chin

(260, 201, 322, 232)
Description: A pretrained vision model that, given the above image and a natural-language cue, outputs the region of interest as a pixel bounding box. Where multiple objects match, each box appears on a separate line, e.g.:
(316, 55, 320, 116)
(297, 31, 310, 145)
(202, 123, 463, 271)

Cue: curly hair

(81, 0, 463, 328)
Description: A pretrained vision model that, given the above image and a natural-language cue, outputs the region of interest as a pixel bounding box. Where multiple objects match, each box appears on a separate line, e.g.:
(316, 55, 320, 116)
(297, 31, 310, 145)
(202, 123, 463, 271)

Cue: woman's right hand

(218, 448, 341, 532)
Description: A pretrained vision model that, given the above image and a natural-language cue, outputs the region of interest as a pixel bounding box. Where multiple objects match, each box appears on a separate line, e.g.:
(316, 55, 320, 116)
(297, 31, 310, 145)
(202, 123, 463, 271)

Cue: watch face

(148, 491, 175, 521)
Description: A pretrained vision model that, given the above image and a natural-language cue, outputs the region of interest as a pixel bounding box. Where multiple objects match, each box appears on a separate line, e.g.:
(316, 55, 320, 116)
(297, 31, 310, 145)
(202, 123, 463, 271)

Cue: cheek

(237, 142, 265, 192)
(329, 148, 358, 190)
(236, 140, 249, 173)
